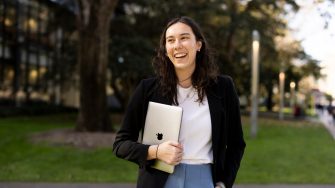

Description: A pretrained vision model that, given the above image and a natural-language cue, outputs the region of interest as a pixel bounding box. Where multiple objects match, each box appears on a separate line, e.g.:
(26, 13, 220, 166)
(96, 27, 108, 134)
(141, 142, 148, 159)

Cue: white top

(177, 85, 213, 164)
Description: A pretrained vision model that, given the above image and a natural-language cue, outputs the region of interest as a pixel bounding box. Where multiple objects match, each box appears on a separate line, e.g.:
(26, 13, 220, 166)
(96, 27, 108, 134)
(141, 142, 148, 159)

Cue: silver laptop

(142, 101, 183, 173)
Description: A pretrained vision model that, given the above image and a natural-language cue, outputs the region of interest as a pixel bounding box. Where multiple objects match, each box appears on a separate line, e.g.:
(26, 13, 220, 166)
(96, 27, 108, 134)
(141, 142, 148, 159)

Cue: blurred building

(0, 0, 78, 107)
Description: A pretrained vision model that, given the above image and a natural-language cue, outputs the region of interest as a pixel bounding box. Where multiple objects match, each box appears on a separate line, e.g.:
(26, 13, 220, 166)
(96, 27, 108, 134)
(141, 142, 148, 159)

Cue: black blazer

(113, 75, 246, 188)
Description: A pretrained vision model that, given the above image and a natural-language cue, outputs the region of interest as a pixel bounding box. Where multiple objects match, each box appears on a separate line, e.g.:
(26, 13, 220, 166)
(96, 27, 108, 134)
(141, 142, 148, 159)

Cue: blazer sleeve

(222, 76, 246, 188)
(113, 80, 151, 168)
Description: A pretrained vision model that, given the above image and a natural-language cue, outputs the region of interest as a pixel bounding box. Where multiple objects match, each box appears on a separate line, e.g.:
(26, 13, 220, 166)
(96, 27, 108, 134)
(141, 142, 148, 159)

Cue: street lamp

(250, 30, 260, 138)
(279, 71, 285, 120)
(290, 81, 296, 109)
(118, 56, 124, 64)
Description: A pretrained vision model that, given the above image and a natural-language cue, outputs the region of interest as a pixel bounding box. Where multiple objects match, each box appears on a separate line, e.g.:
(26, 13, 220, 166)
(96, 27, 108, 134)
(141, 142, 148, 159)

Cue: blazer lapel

(144, 81, 172, 105)
(207, 85, 225, 160)
(148, 92, 172, 105)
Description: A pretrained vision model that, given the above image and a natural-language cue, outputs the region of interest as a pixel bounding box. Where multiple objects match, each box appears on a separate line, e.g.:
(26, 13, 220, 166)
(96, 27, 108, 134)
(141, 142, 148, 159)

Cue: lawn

(237, 117, 335, 184)
(0, 114, 137, 182)
(0, 114, 335, 183)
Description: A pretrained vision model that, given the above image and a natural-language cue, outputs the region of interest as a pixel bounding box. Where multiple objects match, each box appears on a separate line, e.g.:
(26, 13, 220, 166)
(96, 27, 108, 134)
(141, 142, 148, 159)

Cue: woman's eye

(167, 39, 174, 43)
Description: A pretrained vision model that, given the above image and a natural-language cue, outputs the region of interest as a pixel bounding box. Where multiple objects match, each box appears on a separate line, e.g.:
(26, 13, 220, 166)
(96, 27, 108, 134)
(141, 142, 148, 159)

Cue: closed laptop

(142, 101, 183, 173)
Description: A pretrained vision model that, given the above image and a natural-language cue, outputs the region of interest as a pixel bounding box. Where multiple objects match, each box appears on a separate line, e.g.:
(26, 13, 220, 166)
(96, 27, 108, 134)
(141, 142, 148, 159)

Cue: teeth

(174, 53, 187, 58)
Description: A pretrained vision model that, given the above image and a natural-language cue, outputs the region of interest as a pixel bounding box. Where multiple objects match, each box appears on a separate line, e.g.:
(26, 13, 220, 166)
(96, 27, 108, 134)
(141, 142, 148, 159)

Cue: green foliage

(325, 93, 333, 104)
(109, 0, 323, 109)
(50, 0, 328, 110)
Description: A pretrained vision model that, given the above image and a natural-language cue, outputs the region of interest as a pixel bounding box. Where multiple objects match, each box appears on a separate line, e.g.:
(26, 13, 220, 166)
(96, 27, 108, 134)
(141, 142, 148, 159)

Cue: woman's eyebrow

(166, 33, 191, 39)
(180, 33, 191, 36)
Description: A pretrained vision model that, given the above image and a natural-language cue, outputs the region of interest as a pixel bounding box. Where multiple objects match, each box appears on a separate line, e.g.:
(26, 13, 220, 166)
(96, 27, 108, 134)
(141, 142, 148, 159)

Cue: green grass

(0, 114, 137, 182)
(0, 114, 335, 183)
(237, 117, 335, 184)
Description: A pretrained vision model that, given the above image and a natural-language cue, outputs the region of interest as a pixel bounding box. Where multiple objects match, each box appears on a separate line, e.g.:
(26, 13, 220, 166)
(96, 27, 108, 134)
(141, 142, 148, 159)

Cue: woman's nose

(173, 40, 182, 49)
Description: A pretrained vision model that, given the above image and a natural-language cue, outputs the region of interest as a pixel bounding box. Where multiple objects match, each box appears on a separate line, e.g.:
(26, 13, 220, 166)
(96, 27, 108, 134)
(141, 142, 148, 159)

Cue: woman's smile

(165, 22, 202, 71)
(174, 52, 187, 58)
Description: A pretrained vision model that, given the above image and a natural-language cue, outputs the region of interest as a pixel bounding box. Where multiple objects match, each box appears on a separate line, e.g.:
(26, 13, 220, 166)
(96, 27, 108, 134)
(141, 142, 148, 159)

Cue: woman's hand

(157, 141, 183, 165)
(215, 182, 226, 188)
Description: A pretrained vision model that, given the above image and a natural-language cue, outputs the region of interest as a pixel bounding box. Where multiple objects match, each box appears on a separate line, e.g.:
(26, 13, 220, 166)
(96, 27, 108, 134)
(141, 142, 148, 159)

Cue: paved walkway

(316, 110, 335, 140)
(1, 183, 335, 188)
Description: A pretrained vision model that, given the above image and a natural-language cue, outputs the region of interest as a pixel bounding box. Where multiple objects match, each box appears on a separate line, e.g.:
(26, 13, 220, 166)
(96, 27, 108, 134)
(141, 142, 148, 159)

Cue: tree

(108, 0, 326, 113)
(75, 0, 118, 132)
(325, 93, 333, 105)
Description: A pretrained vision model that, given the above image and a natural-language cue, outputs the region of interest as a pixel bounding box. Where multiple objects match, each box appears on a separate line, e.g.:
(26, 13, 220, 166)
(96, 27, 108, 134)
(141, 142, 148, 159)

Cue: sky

(288, 0, 335, 97)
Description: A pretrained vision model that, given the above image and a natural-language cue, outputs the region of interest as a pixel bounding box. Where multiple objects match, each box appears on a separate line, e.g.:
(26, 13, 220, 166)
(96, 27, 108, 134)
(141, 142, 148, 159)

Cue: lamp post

(290, 81, 296, 108)
(279, 71, 285, 120)
(250, 30, 260, 138)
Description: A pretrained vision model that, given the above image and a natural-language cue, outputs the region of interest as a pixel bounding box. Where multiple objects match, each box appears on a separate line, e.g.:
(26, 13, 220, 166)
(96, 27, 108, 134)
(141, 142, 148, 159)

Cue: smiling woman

(152, 17, 219, 106)
(113, 16, 246, 188)
(165, 22, 202, 85)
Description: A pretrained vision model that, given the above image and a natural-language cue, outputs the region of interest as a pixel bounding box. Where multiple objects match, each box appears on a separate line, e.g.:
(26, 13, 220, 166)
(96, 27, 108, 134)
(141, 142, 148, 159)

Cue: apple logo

(156, 133, 163, 140)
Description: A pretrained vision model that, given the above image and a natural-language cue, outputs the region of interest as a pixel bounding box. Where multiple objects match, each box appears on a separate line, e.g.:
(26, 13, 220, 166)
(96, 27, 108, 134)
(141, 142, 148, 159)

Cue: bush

(0, 98, 77, 117)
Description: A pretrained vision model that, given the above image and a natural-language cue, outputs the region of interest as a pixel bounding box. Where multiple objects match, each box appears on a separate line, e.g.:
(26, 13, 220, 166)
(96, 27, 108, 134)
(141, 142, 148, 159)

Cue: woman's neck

(176, 69, 194, 88)
(178, 78, 192, 88)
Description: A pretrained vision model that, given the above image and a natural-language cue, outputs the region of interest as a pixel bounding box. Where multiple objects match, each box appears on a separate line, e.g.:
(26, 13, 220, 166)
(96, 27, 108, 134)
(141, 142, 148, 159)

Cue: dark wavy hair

(152, 16, 219, 105)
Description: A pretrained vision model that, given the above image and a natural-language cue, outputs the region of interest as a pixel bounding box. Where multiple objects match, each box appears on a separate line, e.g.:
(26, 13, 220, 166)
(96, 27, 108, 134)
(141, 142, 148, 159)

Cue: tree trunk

(76, 0, 118, 132)
(266, 83, 274, 112)
(110, 77, 126, 112)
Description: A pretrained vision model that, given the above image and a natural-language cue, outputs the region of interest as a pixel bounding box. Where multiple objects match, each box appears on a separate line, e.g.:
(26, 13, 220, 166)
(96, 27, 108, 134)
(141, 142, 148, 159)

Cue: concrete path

(1, 183, 335, 188)
(317, 110, 335, 140)
(0, 183, 134, 188)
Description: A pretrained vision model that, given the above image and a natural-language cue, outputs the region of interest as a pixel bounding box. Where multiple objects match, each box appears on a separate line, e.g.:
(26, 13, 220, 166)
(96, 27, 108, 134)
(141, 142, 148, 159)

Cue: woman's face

(165, 22, 202, 72)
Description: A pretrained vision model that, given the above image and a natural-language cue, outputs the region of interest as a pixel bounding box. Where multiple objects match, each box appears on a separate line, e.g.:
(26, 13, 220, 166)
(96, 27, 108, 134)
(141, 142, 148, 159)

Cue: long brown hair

(152, 16, 218, 105)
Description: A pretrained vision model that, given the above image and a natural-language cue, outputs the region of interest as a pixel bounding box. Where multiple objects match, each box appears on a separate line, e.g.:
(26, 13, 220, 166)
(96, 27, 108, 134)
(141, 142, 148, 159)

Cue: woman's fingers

(168, 141, 183, 149)
(158, 141, 184, 165)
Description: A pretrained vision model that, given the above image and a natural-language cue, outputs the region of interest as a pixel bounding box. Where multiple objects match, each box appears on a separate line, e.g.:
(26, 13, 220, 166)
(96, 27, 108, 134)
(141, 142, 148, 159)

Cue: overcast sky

(289, 0, 335, 97)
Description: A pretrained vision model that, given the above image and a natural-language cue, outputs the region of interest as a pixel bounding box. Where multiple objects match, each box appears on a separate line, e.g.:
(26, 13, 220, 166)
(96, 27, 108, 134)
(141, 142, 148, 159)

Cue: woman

(113, 16, 246, 188)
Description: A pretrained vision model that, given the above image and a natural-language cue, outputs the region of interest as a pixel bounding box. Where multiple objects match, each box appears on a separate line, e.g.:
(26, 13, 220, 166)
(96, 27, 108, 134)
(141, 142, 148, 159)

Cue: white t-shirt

(177, 85, 213, 164)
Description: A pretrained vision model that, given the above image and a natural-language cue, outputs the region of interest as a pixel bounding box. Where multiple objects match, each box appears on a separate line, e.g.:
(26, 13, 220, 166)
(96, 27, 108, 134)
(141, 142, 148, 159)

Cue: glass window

(18, 4, 27, 31)
(0, 2, 4, 25)
(0, 43, 2, 57)
(39, 51, 48, 67)
(0, 34, 2, 57)
(29, 3, 38, 33)
(29, 65, 37, 85)
(4, 6, 15, 28)
(2, 44, 10, 58)
(29, 51, 37, 65)
(2, 65, 14, 90)
(39, 6, 48, 34)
